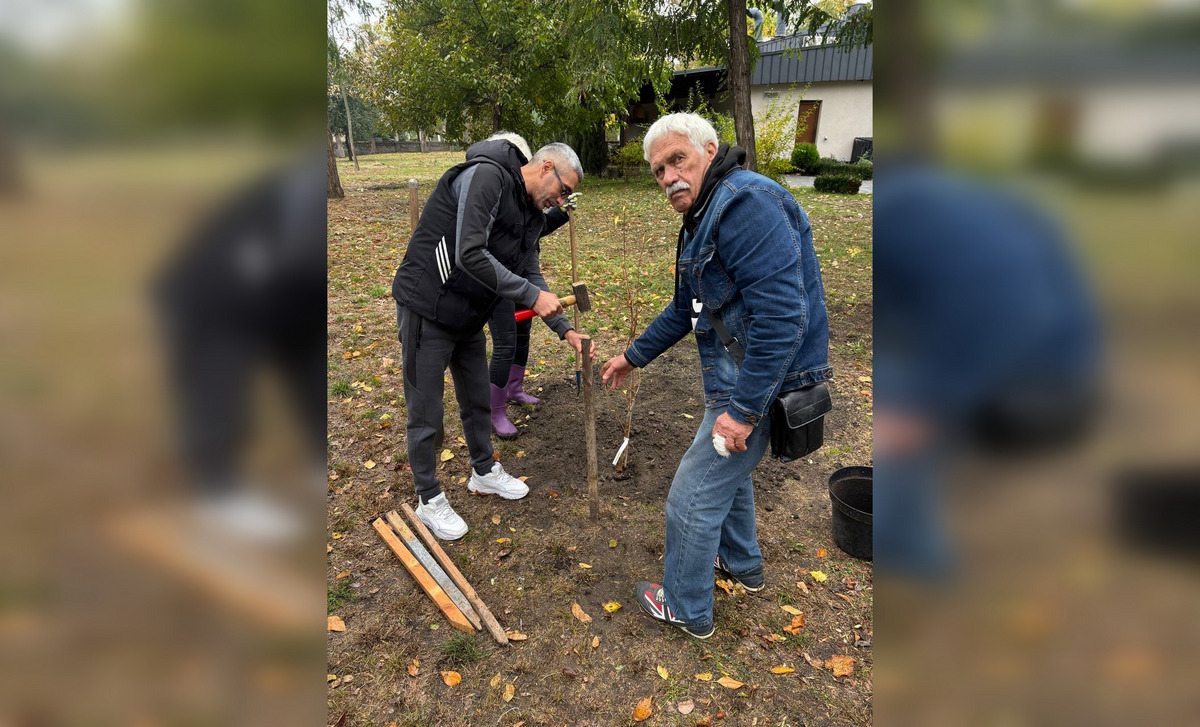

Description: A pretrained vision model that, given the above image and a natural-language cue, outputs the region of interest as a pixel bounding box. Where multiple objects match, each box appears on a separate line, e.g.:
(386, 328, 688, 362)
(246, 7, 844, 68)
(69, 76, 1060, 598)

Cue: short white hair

(531, 142, 584, 183)
(642, 113, 719, 162)
(487, 131, 532, 162)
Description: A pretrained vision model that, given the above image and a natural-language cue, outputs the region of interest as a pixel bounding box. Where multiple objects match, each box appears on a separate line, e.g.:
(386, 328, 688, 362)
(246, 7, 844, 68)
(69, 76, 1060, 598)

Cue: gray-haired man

(391, 139, 589, 539)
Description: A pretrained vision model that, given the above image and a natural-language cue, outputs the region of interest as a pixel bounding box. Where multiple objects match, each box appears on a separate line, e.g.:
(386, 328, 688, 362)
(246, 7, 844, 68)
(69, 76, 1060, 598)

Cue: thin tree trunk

(727, 0, 757, 171)
(340, 86, 359, 171)
(492, 104, 502, 133)
(369, 135, 377, 154)
(327, 131, 344, 199)
(418, 128, 427, 153)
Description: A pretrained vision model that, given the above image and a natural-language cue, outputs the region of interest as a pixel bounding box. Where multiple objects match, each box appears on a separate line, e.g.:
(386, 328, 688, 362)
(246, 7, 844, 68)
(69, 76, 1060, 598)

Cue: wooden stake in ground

(399, 503, 510, 646)
(580, 335, 599, 518)
(408, 179, 420, 231)
(371, 517, 473, 633)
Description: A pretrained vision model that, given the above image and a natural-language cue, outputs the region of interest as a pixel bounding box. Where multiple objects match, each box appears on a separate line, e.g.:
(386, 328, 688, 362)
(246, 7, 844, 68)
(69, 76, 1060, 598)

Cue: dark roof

(752, 40, 873, 84)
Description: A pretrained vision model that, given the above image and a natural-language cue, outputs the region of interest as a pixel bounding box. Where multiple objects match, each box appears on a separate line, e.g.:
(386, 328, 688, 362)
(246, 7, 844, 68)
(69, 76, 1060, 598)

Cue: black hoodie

(392, 139, 569, 335)
(674, 143, 746, 312)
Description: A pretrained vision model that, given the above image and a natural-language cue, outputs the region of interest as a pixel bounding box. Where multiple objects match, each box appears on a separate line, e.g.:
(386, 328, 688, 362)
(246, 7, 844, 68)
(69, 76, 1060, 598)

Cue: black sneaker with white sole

(714, 555, 765, 592)
(634, 581, 715, 640)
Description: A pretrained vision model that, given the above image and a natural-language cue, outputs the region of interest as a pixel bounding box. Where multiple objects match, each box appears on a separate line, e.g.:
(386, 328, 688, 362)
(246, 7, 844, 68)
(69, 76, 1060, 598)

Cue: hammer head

(571, 282, 591, 313)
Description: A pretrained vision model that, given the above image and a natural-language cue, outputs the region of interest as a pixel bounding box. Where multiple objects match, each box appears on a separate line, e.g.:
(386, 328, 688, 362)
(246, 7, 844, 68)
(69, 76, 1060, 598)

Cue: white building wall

(748, 81, 873, 161)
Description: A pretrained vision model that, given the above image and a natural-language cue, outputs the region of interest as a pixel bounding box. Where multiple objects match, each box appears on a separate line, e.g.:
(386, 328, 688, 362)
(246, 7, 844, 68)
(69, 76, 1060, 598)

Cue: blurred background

(873, 0, 1200, 724)
(0, 0, 327, 725)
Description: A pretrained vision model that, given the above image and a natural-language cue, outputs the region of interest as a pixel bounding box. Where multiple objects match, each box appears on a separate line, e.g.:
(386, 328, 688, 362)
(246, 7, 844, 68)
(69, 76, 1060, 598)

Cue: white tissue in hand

(712, 434, 731, 458)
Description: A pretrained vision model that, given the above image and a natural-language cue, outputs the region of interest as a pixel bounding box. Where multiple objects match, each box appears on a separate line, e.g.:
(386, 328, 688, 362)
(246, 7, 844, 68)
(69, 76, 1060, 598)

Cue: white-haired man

(392, 138, 590, 539)
(601, 113, 831, 638)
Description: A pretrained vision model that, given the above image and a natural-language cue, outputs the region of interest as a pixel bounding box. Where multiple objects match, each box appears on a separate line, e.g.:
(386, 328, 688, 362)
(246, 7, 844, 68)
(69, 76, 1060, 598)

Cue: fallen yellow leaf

(781, 605, 802, 616)
(502, 683, 515, 702)
(492, 515, 501, 525)
(695, 672, 713, 681)
(784, 614, 806, 634)
(440, 449, 454, 462)
(495, 538, 511, 545)
(810, 570, 828, 582)
(771, 666, 796, 674)
(506, 630, 528, 641)
(327, 616, 346, 632)
(632, 696, 653, 722)
(335, 570, 350, 580)
(441, 671, 461, 686)
(518, 475, 529, 482)
(717, 676, 744, 689)
(591, 636, 600, 648)
(715, 579, 734, 595)
(796, 581, 810, 595)
(656, 665, 669, 680)
(490, 672, 501, 688)
(571, 602, 592, 624)
(602, 601, 622, 613)
(364, 459, 376, 469)
(407, 659, 419, 677)
(578, 563, 592, 569)
(816, 548, 829, 557)
(827, 655, 854, 678)
(609, 539, 618, 548)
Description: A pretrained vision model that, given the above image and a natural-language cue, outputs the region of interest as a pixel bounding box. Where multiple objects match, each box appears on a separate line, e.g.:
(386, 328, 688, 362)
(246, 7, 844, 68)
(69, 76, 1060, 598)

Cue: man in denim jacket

(600, 113, 831, 639)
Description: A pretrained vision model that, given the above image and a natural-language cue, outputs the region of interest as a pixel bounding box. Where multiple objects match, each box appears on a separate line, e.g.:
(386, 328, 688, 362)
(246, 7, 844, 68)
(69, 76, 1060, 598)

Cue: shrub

(813, 157, 874, 180)
(612, 141, 645, 172)
(813, 173, 862, 194)
(791, 143, 819, 174)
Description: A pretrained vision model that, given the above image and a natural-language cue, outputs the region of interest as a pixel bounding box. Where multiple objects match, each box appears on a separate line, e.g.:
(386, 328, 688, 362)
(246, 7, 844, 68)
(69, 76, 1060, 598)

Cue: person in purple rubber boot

(484, 134, 585, 439)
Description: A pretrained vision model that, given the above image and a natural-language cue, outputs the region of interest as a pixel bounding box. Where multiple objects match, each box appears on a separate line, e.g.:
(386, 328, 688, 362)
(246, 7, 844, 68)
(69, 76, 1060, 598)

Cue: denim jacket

(624, 169, 831, 426)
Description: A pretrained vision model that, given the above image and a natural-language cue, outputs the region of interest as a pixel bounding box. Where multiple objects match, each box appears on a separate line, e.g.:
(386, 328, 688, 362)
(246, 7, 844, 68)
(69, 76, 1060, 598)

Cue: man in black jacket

(392, 138, 589, 539)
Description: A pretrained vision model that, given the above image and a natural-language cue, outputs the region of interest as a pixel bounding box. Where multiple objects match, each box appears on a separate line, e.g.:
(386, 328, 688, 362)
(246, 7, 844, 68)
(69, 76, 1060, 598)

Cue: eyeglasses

(550, 164, 573, 199)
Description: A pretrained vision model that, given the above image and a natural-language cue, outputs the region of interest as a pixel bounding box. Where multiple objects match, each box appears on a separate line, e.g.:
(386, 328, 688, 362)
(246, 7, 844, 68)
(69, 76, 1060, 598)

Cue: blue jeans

(662, 406, 772, 632)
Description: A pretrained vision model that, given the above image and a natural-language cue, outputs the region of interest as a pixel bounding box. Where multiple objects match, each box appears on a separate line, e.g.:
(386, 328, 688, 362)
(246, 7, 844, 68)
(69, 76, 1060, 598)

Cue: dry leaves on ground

(695, 672, 713, 681)
(810, 570, 828, 582)
(505, 630, 528, 641)
(441, 671, 461, 686)
(406, 658, 419, 677)
(502, 683, 515, 702)
(677, 700, 694, 715)
(784, 614, 806, 634)
(327, 616, 346, 632)
(771, 666, 796, 674)
(571, 602, 592, 624)
(717, 676, 744, 689)
(827, 655, 855, 678)
(656, 665, 669, 680)
(603, 601, 621, 613)
(632, 696, 653, 722)
(782, 605, 802, 616)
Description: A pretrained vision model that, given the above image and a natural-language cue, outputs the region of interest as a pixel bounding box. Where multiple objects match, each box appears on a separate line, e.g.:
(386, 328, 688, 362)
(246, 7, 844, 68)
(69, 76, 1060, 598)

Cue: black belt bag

(710, 310, 832, 462)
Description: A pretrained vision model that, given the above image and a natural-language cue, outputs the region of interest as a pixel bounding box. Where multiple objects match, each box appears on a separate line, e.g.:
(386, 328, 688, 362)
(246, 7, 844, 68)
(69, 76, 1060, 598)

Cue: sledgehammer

(513, 282, 591, 322)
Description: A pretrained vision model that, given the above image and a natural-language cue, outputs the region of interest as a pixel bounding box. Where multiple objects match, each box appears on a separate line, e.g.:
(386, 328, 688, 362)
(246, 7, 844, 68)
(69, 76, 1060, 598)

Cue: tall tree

(728, 0, 757, 170)
(327, 0, 375, 196)
(368, 0, 671, 148)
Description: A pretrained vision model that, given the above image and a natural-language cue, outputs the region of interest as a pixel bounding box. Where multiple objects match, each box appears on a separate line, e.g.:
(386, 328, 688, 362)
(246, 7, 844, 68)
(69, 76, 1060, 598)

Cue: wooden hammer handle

(371, 518, 473, 633)
(400, 503, 510, 645)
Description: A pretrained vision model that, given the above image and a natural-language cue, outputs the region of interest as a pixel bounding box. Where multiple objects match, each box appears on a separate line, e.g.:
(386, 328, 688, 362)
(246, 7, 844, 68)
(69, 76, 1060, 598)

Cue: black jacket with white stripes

(392, 139, 571, 336)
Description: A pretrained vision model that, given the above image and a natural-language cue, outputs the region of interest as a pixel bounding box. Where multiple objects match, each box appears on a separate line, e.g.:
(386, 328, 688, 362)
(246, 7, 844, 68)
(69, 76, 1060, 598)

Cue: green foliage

(791, 143, 820, 174)
(754, 88, 806, 183)
(438, 632, 485, 666)
(570, 121, 610, 175)
(328, 94, 379, 142)
(815, 157, 873, 180)
(814, 173, 862, 194)
(328, 579, 355, 614)
(364, 1, 675, 145)
(612, 141, 645, 172)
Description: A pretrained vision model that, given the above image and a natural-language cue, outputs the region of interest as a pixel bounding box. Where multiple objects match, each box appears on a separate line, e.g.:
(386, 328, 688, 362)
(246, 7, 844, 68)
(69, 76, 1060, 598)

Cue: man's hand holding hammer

(532, 289, 565, 319)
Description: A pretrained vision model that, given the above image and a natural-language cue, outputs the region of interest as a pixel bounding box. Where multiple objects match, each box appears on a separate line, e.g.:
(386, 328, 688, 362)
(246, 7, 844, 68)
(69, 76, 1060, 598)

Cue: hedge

(813, 173, 862, 194)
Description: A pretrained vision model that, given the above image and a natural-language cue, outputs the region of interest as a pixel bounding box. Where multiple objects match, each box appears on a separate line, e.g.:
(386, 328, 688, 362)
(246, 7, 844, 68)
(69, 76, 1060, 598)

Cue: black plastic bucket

(829, 466, 872, 560)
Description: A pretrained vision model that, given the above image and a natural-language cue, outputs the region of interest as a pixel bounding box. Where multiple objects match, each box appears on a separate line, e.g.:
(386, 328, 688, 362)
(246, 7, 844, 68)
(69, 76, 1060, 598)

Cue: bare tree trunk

(340, 86, 359, 171)
(327, 131, 344, 199)
(727, 0, 757, 171)
(418, 128, 427, 153)
(492, 104, 502, 134)
(369, 135, 377, 154)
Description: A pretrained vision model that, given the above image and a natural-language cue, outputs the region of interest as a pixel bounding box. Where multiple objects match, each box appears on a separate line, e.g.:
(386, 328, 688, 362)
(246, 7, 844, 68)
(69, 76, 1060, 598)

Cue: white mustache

(665, 181, 691, 196)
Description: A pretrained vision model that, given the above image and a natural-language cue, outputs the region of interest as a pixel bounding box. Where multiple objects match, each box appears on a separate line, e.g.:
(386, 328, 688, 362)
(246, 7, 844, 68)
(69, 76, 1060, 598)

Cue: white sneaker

(414, 493, 468, 540)
(467, 462, 529, 500)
